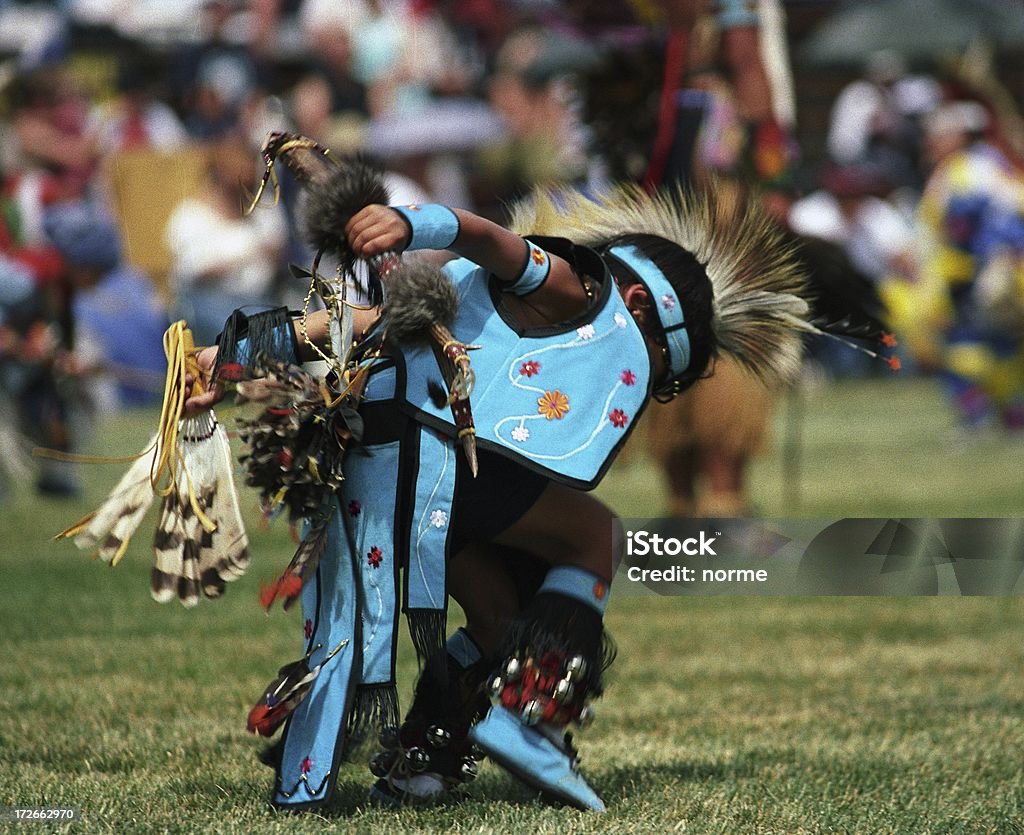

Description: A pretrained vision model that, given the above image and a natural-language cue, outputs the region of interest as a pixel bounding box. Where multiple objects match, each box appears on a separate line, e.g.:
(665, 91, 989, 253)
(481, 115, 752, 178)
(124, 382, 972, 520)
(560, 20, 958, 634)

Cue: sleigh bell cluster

(489, 652, 596, 729)
(369, 722, 484, 792)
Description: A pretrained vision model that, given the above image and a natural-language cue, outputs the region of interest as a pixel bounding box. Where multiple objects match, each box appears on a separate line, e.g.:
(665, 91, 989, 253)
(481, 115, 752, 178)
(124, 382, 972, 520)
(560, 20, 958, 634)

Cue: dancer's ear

(621, 284, 651, 325)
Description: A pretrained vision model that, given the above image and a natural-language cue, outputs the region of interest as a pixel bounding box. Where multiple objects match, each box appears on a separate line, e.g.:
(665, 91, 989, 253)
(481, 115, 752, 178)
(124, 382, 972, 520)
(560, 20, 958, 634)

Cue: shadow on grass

(595, 755, 762, 803)
(290, 753, 764, 819)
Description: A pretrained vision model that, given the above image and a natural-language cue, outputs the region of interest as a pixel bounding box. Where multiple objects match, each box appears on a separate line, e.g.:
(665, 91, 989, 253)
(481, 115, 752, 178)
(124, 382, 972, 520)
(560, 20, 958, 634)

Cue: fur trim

(383, 260, 459, 346)
(303, 155, 391, 265)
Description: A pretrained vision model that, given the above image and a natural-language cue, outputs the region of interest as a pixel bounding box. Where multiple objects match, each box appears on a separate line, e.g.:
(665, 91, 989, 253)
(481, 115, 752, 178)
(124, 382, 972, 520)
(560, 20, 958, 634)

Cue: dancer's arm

(345, 204, 590, 322)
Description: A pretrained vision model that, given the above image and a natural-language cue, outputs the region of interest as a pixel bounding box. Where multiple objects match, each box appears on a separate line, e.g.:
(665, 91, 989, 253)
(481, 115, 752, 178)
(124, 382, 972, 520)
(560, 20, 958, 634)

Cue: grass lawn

(2, 376, 1022, 833)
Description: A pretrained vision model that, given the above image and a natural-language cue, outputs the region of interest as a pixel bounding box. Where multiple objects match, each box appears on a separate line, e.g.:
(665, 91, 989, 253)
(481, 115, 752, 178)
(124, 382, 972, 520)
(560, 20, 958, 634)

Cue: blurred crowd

(0, 0, 1022, 503)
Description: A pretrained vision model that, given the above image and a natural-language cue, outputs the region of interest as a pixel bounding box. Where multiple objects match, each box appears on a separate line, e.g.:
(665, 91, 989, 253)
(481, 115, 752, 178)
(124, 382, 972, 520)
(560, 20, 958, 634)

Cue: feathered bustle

(234, 359, 349, 523)
(509, 180, 818, 386)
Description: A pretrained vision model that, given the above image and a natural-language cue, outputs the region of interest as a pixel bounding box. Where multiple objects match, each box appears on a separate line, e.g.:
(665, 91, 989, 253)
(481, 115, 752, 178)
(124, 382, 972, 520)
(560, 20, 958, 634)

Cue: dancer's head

(601, 233, 716, 398)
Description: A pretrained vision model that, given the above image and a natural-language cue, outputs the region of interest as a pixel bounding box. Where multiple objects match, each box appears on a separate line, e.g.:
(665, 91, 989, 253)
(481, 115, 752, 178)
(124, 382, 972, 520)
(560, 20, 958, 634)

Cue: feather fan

(56, 322, 251, 606)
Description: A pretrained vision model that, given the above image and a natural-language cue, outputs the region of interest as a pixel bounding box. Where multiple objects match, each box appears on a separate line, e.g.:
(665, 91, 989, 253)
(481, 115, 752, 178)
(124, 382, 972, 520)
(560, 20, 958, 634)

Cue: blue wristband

(506, 241, 552, 296)
(390, 203, 460, 251)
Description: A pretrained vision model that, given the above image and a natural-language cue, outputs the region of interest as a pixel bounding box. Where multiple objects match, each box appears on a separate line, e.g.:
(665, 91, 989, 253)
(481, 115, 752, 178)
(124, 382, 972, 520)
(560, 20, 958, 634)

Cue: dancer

(185, 142, 814, 812)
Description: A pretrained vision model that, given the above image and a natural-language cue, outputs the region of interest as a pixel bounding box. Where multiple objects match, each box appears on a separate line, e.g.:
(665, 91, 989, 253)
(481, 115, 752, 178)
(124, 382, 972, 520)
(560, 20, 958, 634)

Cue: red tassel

(246, 703, 273, 735)
(258, 579, 281, 610)
(259, 572, 305, 610)
(247, 701, 291, 737)
(280, 573, 303, 599)
(217, 362, 244, 382)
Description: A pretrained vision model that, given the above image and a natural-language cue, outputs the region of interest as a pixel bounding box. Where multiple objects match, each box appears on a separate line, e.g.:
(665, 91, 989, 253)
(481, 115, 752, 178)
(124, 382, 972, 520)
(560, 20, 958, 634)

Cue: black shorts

(450, 446, 550, 552)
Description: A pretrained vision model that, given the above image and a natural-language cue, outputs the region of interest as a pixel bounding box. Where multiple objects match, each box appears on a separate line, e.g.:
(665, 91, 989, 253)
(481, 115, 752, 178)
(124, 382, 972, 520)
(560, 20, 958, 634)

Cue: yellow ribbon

(153, 321, 217, 534)
(54, 321, 217, 547)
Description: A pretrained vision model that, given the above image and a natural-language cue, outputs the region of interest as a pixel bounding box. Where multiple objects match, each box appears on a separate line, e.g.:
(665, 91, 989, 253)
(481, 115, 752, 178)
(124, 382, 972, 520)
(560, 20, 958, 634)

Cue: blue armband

(714, 0, 759, 29)
(505, 241, 552, 297)
(390, 203, 460, 251)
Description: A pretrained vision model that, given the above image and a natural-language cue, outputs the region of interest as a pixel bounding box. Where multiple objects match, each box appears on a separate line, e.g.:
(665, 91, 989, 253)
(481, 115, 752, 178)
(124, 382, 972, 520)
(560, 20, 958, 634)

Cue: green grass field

(2, 377, 1023, 833)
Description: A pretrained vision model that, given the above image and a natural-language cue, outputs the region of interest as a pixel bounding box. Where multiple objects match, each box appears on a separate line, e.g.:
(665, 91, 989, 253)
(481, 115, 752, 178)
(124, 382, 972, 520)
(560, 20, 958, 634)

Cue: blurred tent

(798, 0, 1024, 66)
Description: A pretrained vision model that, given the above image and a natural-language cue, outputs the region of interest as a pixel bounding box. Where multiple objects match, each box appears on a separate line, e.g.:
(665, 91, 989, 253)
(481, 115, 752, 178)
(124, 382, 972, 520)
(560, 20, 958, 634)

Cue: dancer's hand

(345, 205, 410, 258)
(184, 345, 223, 413)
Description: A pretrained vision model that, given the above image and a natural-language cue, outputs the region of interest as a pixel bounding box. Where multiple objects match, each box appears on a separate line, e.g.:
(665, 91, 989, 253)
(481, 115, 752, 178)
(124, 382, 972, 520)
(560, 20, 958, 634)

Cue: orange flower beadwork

(530, 247, 546, 265)
(537, 390, 570, 420)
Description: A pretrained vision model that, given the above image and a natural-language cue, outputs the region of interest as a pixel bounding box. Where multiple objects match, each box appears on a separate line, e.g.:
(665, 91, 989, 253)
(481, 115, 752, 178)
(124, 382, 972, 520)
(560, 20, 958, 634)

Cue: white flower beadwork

(661, 293, 676, 310)
(576, 324, 596, 340)
(613, 312, 628, 329)
(511, 425, 530, 442)
(429, 509, 448, 529)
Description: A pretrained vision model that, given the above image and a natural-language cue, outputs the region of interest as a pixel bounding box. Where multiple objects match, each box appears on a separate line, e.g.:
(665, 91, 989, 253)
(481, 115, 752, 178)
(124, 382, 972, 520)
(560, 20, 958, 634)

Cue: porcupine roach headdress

(509, 180, 819, 388)
(231, 134, 477, 611)
(55, 322, 250, 607)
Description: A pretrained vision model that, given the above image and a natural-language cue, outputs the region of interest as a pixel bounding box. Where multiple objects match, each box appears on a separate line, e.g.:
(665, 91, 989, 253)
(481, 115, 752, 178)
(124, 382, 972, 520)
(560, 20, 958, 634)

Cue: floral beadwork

(614, 312, 628, 329)
(429, 509, 448, 529)
(511, 425, 530, 442)
(530, 246, 546, 265)
(576, 324, 595, 340)
(609, 408, 629, 429)
(301, 756, 313, 774)
(519, 360, 541, 378)
(538, 390, 570, 420)
(620, 369, 636, 386)
(348, 500, 361, 517)
(304, 618, 313, 639)
(661, 293, 676, 310)
(367, 546, 383, 569)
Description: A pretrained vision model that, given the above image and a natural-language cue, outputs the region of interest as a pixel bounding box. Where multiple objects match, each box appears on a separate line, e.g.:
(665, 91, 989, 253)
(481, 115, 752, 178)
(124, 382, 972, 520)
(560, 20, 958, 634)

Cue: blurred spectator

(912, 100, 1024, 432)
(43, 199, 169, 408)
(0, 182, 92, 493)
(826, 50, 942, 192)
(789, 163, 915, 285)
(301, 0, 473, 118)
(169, 0, 262, 140)
(87, 53, 188, 153)
(288, 72, 365, 150)
(480, 26, 594, 198)
(6, 66, 99, 203)
(0, 253, 44, 497)
(0, 2, 67, 69)
(298, 20, 369, 117)
(165, 137, 286, 344)
(274, 72, 367, 273)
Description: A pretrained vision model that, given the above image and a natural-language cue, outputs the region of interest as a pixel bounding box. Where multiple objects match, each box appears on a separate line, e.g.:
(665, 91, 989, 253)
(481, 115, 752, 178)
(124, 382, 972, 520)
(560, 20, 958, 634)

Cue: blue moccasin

(468, 705, 605, 812)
